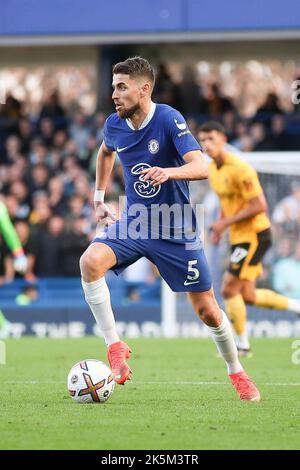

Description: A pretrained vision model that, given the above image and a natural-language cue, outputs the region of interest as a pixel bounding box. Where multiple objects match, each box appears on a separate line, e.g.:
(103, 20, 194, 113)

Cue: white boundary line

(4, 380, 300, 386)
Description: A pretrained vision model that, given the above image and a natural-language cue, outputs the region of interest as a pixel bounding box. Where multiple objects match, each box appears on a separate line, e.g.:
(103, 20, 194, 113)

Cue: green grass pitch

(1, 337, 300, 450)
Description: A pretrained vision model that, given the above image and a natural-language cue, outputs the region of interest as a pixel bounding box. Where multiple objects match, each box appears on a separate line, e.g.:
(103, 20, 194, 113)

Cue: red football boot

(229, 370, 261, 401)
(107, 341, 132, 385)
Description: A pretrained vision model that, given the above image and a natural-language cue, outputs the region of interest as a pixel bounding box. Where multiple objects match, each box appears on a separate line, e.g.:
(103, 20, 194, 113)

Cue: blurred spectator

(237, 134, 254, 152)
(254, 92, 284, 127)
(4, 135, 22, 163)
(18, 118, 34, 154)
(293, 76, 300, 114)
(250, 122, 270, 151)
(29, 191, 52, 226)
(35, 216, 65, 277)
(48, 149, 63, 173)
(222, 111, 237, 141)
(38, 118, 55, 147)
(8, 180, 31, 220)
(16, 285, 39, 306)
(66, 194, 87, 224)
(28, 163, 51, 197)
(268, 115, 290, 151)
(92, 111, 106, 143)
(39, 91, 66, 121)
(53, 129, 68, 151)
(273, 238, 294, 260)
(205, 83, 235, 117)
(272, 242, 300, 298)
(29, 139, 49, 165)
(48, 176, 67, 216)
(272, 181, 300, 225)
(73, 174, 92, 202)
(256, 92, 283, 116)
(5, 158, 27, 185)
(178, 65, 206, 114)
(152, 63, 179, 108)
(59, 216, 90, 276)
(62, 156, 84, 196)
(231, 121, 249, 150)
(12, 220, 38, 282)
(3, 194, 19, 221)
(0, 95, 23, 138)
(81, 135, 98, 170)
(69, 110, 91, 159)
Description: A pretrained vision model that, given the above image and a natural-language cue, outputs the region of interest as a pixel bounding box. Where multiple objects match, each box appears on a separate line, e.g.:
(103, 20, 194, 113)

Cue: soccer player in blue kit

(80, 57, 260, 401)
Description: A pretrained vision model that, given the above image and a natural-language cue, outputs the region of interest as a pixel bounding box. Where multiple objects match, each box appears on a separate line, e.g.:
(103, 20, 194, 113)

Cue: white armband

(94, 190, 105, 202)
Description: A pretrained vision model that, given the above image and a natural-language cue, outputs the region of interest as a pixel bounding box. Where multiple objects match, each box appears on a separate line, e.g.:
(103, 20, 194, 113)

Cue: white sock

(287, 298, 300, 314)
(235, 331, 250, 350)
(208, 310, 243, 375)
(81, 277, 120, 346)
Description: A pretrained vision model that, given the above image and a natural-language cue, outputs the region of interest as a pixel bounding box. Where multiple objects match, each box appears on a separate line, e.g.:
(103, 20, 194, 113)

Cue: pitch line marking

(4, 380, 300, 386)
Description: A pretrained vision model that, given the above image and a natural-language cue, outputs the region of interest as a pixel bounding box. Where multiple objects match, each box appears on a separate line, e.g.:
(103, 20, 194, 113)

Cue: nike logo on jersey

(183, 279, 200, 286)
(117, 146, 128, 152)
(174, 119, 187, 130)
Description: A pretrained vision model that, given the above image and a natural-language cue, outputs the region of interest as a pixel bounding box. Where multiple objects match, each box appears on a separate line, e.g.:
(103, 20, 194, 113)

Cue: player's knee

(198, 305, 221, 326)
(191, 294, 221, 326)
(79, 251, 89, 276)
(80, 249, 104, 278)
(242, 291, 255, 305)
(221, 276, 241, 299)
(221, 283, 235, 299)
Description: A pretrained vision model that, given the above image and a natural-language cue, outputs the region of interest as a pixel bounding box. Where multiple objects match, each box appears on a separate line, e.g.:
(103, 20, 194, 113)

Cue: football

(67, 359, 115, 403)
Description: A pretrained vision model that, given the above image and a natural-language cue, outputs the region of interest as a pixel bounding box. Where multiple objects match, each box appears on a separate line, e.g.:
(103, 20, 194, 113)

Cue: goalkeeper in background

(0, 199, 28, 339)
(198, 122, 300, 357)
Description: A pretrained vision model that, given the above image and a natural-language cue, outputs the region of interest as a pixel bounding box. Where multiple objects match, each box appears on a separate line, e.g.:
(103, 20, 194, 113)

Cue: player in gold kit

(198, 122, 300, 356)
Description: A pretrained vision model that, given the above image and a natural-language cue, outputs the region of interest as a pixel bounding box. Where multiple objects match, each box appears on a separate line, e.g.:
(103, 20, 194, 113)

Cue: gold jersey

(208, 152, 271, 244)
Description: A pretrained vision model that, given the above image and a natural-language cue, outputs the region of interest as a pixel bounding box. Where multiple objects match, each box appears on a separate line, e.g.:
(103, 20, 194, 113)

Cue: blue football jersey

(103, 103, 202, 240)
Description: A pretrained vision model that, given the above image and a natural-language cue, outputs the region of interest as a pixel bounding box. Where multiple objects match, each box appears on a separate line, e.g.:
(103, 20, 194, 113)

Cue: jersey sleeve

(166, 109, 202, 158)
(103, 118, 115, 151)
(235, 164, 264, 201)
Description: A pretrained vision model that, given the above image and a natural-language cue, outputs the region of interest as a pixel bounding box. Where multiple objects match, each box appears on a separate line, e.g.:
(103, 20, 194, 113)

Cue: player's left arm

(141, 150, 208, 187)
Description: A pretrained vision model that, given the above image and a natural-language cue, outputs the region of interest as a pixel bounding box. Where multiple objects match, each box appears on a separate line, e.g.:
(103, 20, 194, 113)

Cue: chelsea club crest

(148, 139, 159, 154)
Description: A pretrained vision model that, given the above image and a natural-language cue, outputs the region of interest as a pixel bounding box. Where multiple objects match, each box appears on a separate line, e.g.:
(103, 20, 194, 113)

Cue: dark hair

(113, 57, 155, 85)
(199, 121, 226, 135)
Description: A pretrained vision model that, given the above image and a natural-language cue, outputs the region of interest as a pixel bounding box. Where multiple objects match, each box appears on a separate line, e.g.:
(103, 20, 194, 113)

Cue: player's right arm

(94, 141, 117, 225)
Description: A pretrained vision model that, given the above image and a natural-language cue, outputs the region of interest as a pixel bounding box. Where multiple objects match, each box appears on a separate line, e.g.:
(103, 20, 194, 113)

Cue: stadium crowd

(0, 63, 300, 299)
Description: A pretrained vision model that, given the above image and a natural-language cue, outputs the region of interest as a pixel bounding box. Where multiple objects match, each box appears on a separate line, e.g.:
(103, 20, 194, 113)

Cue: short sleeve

(166, 109, 201, 157)
(236, 164, 263, 201)
(103, 118, 115, 151)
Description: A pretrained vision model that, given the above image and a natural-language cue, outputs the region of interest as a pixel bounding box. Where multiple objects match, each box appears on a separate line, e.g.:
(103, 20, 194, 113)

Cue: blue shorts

(93, 220, 212, 293)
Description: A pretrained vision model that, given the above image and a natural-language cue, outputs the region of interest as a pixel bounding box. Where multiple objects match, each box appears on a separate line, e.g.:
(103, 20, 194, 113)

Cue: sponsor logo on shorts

(230, 247, 248, 264)
(183, 280, 200, 286)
